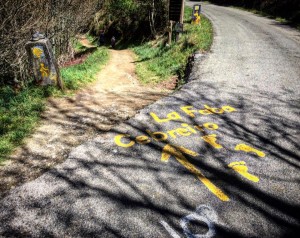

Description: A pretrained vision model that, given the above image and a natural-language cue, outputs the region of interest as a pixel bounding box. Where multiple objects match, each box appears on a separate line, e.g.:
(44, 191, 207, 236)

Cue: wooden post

(180, 0, 185, 24)
(168, 21, 173, 45)
(176, 0, 185, 41)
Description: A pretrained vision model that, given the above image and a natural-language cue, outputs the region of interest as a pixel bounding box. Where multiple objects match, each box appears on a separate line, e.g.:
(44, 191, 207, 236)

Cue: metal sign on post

(168, 0, 183, 22)
(25, 32, 63, 89)
(193, 4, 201, 16)
(168, 0, 185, 42)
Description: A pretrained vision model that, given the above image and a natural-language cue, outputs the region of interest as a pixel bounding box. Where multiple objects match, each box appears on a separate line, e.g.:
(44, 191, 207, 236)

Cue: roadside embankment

(132, 6, 213, 87)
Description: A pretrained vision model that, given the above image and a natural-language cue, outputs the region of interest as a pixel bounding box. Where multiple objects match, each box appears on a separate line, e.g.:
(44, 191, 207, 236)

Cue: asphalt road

(1, 2, 299, 237)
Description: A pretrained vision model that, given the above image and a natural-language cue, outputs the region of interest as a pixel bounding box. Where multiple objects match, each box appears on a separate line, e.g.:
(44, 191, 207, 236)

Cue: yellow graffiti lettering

(199, 109, 213, 115)
(167, 129, 178, 139)
(114, 134, 135, 148)
(204, 105, 224, 114)
(176, 128, 192, 137)
(235, 144, 265, 157)
(180, 106, 197, 118)
(203, 122, 219, 130)
(146, 129, 168, 142)
(161, 144, 229, 201)
(194, 125, 205, 132)
(114, 122, 221, 148)
(32, 47, 43, 58)
(161, 145, 198, 162)
(181, 123, 197, 134)
(40, 63, 49, 78)
(167, 128, 192, 139)
(228, 161, 259, 182)
(201, 134, 223, 149)
(198, 105, 237, 115)
(136, 135, 151, 145)
(150, 111, 182, 123)
(151, 105, 236, 123)
(222, 105, 237, 113)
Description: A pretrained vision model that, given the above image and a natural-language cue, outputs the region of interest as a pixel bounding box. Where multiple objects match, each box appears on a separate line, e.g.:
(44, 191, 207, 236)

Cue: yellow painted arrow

(161, 144, 230, 202)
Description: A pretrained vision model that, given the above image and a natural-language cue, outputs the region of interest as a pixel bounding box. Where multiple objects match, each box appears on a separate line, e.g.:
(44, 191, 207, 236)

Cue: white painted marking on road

(160, 220, 181, 238)
(181, 205, 217, 238)
(161, 205, 218, 238)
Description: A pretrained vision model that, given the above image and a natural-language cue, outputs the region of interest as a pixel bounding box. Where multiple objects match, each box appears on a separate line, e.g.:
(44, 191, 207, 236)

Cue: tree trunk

(149, 0, 156, 38)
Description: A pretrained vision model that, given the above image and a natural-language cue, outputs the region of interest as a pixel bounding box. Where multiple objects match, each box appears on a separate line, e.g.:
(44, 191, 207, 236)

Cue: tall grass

(132, 7, 213, 84)
(0, 47, 108, 163)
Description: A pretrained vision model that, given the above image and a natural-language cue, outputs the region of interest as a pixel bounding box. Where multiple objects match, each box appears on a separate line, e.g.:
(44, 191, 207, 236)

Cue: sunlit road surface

(0, 1, 299, 237)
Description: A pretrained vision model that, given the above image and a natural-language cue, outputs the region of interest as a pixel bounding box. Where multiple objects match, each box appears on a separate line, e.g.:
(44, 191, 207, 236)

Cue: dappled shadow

(0, 48, 171, 200)
(0, 78, 299, 237)
(0, 87, 168, 199)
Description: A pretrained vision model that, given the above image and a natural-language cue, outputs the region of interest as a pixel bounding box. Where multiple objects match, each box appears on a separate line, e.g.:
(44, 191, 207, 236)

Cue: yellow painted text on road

(201, 134, 223, 149)
(228, 161, 259, 182)
(235, 144, 265, 157)
(161, 144, 230, 202)
(114, 134, 136, 148)
(114, 122, 219, 148)
(151, 105, 237, 123)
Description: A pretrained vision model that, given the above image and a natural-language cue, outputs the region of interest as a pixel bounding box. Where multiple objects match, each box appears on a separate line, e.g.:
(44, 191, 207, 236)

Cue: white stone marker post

(25, 32, 63, 89)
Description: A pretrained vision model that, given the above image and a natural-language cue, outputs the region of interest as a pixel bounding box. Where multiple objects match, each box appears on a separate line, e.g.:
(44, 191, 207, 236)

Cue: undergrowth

(132, 7, 213, 84)
(0, 45, 108, 163)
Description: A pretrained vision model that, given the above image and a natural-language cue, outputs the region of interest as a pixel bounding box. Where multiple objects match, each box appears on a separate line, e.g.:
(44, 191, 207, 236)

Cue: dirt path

(0, 49, 170, 198)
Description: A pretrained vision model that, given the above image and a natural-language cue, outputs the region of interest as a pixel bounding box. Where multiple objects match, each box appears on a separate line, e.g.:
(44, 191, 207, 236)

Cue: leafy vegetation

(0, 86, 48, 162)
(61, 47, 109, 90)
(208, 0, 300, 28)
(0, 47, 108, 163)
(72, 38, 86, 53)
(0, 0, 104, 86)
(90, 0, 168, 42)
(132, 7, 213, 84)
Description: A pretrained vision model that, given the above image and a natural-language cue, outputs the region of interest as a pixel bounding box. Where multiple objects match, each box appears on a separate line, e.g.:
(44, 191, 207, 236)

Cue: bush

(90, 0, 169, 42)
(0, 0, 104, 85)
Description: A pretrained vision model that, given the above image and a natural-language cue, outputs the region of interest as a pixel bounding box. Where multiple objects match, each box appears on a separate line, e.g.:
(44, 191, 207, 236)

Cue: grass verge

(61, 47, 108, 90)
(0, 46, 108, 163)
(132, 6, 213, 85)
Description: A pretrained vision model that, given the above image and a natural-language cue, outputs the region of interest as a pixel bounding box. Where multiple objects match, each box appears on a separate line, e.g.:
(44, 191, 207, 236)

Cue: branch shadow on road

(0, 80, 299, 237)
(0, 87, 168, 198)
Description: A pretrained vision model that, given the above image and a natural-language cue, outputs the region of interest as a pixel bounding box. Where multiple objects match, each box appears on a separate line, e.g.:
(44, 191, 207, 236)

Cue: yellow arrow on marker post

(161, 144, 230, 202)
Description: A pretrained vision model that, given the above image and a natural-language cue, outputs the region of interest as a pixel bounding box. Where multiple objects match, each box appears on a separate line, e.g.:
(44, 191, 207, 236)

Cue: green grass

(72, 35, 98, 53)
(0, 86, 50, 162)
(73, 39, 85, 53)
(61, 47, 109, 90)
(86, 34, 97, 45)
(132, 6, 213, 84)
(0, 47, 109, 163)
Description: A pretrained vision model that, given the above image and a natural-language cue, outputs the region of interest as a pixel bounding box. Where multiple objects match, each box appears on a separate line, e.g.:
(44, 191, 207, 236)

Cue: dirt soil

(0, 49, 172, 199)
